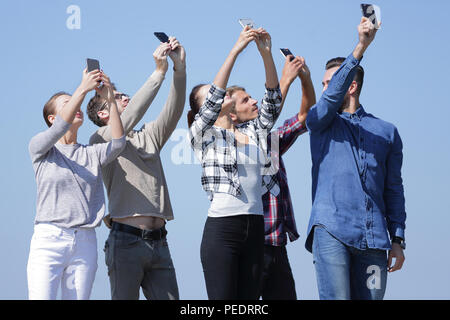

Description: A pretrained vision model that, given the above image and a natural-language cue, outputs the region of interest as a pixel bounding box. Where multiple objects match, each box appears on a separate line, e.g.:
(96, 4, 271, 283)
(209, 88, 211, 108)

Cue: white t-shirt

(208, 139, 264, 218)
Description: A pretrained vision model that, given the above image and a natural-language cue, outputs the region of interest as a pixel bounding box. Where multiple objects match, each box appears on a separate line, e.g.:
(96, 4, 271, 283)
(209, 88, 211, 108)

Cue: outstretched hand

(80, 68, 101, 93)
(153, 42, 171, 74)
(168, 37, 186, 71)
(353, 16, 380, 60)
(95, 72, 115, 104)
(298, 57, 311, 80)
(358, 16, 379, 48)
(232, 25, 258, 55)
(255, 28, 272, 55)
(282, 56, 305, 84)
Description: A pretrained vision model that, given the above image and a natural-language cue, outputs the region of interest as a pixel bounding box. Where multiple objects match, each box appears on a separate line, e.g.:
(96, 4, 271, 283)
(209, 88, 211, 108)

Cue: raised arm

(253, 29, 282, 131)
(95, 73, 124, 139)
(306, 17, 378, 133)
(297, 58, 316, 124)
(147, 37, 187, 150)
(30, 69, 100, 160)
(90, 44, 170, 144)
(61, 69, 101, 125)
(255, 28, 278, 89)
(214, 26, 258, 89)
(189, 27, 258, 148)
(275, 56, 316, 155)
(279, 56, 316, 123)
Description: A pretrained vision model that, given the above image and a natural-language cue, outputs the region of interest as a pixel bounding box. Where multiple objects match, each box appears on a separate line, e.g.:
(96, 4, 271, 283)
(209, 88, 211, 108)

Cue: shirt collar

(235, 121, 247, 129)
(341, 104, 366, 120)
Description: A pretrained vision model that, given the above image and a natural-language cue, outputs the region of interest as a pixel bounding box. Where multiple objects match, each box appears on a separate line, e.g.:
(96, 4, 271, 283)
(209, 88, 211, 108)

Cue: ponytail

(188, 84, 206, 127)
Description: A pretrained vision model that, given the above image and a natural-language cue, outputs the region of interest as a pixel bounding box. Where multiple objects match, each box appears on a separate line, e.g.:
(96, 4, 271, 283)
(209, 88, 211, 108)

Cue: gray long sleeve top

(29, 115, 126, 228)
(89, 69, 186, 221)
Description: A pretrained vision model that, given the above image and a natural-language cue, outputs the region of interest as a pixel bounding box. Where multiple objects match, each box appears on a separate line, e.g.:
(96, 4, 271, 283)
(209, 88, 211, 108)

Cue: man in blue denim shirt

(305, 17, 406, 300)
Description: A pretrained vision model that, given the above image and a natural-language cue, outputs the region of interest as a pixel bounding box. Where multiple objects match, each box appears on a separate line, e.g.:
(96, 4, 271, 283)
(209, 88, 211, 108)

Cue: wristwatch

(392, 236, 406, 250)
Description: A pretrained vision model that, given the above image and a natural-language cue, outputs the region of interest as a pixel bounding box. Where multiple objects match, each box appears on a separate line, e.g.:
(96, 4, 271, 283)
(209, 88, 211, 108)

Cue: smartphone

(154, 32, 169, 43)
(280, 48, 295, 61)
(86, 58, 100, 72)
(360, 4, 381, 29)
(238, 18, 254, 29)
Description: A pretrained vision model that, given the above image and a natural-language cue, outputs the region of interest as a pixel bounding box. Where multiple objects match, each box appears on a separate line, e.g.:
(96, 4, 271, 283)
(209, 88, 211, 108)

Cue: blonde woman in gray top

(88, 38, 186, 300)
(27, 70, 125, 300)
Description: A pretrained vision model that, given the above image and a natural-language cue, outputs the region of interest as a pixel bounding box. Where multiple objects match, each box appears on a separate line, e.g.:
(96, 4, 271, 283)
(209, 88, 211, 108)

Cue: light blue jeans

(312, 225, 388, 300)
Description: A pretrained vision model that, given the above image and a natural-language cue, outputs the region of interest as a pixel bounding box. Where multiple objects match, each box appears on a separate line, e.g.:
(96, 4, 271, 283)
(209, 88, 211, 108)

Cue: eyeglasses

(114, 93, 129, 100)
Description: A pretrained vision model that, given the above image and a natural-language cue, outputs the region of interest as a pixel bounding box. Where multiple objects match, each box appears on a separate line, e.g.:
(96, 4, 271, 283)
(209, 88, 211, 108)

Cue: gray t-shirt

(29, 115, 126, 228)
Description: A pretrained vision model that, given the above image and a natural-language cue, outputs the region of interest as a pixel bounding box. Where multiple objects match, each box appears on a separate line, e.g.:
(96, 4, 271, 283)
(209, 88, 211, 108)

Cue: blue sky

(0, 0, 449, 299)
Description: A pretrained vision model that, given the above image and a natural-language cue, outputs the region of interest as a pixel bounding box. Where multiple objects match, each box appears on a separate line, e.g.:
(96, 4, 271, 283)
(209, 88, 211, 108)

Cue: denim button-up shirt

(305, 53, 406, 252)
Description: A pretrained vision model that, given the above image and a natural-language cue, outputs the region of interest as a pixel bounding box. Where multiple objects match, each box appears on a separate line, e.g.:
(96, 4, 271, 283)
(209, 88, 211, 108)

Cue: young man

(305, 17, 406, 300)
(227, 56, 316, 299)
(87, 38, 186, 300)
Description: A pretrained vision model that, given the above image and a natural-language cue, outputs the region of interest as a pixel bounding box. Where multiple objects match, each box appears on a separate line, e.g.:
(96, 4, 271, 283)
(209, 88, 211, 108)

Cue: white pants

(27, 223, 98, 300)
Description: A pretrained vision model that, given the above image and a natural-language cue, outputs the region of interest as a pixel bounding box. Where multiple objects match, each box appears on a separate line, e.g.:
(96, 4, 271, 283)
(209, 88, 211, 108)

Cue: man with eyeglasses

(87, 38, 186, 300)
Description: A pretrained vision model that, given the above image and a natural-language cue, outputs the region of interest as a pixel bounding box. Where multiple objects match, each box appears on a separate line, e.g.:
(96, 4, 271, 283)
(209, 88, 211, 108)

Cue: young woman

(188, 26, 282, 300)
(27, 69, 125, 300)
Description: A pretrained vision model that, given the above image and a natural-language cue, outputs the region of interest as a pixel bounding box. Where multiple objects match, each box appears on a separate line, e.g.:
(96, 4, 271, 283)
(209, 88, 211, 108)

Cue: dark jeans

(260, 245, 297, 300)
(200, 215, 264, 300)
(104, 228, 179, 300)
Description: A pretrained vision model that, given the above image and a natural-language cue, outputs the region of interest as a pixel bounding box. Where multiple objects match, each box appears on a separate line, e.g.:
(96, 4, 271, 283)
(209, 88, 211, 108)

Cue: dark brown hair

(326, 57, 364, 95)
(86, 93, 107, 127)
(187, 84, 207, 127)
(43, 92, 70, 127)
(86, 83, 118, 127)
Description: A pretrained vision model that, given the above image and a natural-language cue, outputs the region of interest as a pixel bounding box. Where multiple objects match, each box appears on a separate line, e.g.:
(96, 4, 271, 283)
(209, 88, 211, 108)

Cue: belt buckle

(141, 229, 150, 240)
(141, 228, 163, 240)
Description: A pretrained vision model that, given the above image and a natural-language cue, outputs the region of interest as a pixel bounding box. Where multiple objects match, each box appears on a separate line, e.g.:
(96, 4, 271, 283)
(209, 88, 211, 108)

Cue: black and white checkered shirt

(189, 84, 282, 201)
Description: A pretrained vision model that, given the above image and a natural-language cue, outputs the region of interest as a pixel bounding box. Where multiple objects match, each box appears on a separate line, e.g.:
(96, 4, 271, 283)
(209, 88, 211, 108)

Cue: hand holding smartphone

(86, 58, 101, 84)
(360, 4, 381, 29)
(238, 18, 255, 29)
(86, 58, 100, 72)
(154, 32, 170, 43)
(280, 48, 295, 61)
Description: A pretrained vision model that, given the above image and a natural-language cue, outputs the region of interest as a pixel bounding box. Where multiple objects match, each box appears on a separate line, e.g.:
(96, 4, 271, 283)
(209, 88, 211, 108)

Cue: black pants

(260, 245, 297, 300)
(200, 215, 264, 300)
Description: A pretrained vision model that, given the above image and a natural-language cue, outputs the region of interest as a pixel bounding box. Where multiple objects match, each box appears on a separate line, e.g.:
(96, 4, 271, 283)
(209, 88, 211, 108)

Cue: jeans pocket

(114, 232, 141, 249)
(33, 224, 64, 241)
(104, 240, 111, 266)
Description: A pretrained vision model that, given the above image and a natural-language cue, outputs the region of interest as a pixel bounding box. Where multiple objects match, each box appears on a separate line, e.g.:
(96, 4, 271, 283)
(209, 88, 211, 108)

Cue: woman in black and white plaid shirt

(187, 26, 282, 300)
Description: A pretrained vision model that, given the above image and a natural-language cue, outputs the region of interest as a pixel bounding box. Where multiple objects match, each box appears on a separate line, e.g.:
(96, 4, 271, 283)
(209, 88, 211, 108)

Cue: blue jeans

(312, 225, 388, 300)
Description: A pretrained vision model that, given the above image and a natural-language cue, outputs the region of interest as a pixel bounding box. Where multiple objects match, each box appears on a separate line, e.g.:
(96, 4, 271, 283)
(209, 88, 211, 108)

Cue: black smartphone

(86, 58, 100, 72)
(280, 48, 295, 61)
(154, 32, 169, 43)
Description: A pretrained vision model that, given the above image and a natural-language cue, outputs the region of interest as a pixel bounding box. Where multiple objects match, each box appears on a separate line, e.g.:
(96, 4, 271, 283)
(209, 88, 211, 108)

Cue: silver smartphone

(238, 18, 254, 29)
(360, 4, 381, 29)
